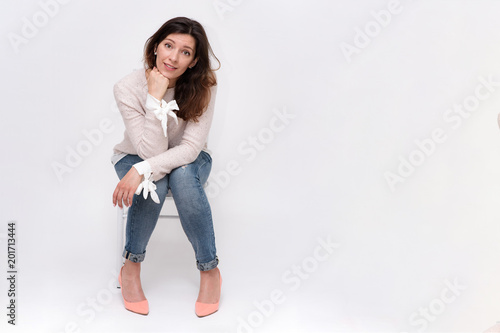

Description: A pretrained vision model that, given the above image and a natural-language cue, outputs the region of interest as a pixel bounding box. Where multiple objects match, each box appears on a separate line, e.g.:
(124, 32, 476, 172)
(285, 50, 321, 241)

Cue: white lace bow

(151, 99, 179, 137)
(134, 171, 160, 204)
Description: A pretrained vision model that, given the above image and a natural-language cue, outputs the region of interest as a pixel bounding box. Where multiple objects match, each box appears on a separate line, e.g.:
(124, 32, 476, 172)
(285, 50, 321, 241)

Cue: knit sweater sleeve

(146, 84, 217, 181)
(113, 78, 169, 159)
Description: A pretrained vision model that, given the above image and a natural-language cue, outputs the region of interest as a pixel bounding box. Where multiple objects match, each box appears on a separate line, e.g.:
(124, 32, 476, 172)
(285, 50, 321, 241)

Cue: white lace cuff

(133, 160, 152, 177)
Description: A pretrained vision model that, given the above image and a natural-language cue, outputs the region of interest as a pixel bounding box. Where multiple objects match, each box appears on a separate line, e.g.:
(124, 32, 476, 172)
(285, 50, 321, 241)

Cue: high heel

(118, 266, 149, 315)
(195, 270, 222, 317)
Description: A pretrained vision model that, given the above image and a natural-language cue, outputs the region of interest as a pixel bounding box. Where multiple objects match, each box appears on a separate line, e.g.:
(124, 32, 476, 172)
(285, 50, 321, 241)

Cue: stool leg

(116, 206, 127, 288)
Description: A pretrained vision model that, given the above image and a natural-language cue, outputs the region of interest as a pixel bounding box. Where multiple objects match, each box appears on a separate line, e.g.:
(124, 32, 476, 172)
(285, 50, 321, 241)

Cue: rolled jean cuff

(123, 249, 145, 263)
(197, 256, 219, 271)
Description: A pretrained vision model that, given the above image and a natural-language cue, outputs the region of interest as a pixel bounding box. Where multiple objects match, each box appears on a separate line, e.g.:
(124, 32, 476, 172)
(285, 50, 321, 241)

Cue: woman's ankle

(123, 260, 141, 277)
(200, 267, 220, 278)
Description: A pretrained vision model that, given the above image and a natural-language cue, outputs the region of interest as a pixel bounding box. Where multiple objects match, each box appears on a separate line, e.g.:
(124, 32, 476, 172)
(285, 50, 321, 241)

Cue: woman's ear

(189, 58, 198, 69)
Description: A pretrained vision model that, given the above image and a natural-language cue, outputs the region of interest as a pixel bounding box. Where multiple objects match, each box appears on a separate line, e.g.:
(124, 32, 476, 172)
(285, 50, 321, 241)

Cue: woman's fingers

(127, 192, 134, 207)
(113, 185, 131, 208)
(147, 67, 169, 99)
(118, 193, 124, 208)
(113, 189, 124, 208)
(152, 66, 168, 79)
(113, 168, 142, 208)
(112, 187, 119, 207)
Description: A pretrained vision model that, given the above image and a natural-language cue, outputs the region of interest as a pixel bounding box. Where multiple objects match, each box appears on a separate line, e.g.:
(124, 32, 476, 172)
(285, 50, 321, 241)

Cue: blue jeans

(114, 151, 219, 271)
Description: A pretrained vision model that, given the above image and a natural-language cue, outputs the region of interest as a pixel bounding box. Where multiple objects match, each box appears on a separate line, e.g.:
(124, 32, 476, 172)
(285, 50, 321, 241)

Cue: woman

(110, 17, 221, 317)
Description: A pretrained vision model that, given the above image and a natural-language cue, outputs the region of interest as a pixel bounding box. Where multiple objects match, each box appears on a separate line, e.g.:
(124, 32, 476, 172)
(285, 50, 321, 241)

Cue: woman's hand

(146, 67, 170, 101)
(113, 167, 143, 208)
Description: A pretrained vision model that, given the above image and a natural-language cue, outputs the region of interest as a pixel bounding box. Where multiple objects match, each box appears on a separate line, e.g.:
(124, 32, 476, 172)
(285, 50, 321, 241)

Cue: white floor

(2, 207, 500, 333)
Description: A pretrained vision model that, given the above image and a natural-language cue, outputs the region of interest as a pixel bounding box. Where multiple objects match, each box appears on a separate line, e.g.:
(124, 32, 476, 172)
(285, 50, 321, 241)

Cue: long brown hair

(143, 17, 220, 122)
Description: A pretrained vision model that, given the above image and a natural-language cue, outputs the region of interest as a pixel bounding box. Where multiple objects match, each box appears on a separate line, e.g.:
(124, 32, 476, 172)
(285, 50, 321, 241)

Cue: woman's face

(154, 33, 198, 88)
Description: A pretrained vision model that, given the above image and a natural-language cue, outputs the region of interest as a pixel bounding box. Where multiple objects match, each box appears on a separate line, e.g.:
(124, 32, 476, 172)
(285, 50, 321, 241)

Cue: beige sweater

(112, 68, 217, 181)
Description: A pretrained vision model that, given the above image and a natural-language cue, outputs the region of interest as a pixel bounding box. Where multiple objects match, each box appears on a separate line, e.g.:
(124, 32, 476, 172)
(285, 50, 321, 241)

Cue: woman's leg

(169, 151, 220, 303)
(114, 154, 169, 302)
(169, 151, 218, 270)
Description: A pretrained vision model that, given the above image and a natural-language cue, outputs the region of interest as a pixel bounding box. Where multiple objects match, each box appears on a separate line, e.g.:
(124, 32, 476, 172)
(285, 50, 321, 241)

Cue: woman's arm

(112, 69, 172, 207)
(113, 71, 170, 160)
(146, 84, 218, 181)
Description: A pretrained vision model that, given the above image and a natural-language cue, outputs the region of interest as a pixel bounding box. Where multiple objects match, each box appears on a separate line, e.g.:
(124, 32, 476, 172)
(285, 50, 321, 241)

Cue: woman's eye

(165, 43, 172, 48)
(183, 51, 190, 56)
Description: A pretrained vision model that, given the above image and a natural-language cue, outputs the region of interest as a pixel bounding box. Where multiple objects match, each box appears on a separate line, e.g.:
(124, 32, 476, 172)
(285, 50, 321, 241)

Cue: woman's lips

(164, 63, 177, 71)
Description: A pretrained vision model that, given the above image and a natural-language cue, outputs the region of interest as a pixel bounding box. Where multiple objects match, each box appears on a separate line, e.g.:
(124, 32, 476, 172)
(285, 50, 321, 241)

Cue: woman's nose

(169, 51, 178, 62)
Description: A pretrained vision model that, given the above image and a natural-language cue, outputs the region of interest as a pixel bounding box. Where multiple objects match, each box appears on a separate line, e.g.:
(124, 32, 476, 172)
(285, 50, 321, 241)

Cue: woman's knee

(170, 154, 211, 188)
(169, 163, 198, 189)
(169, 155, 210, 202)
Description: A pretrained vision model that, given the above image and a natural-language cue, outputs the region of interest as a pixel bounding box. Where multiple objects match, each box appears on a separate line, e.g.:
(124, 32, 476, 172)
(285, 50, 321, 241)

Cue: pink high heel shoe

(118, 266, 149, 315)
(195, 270, 222, 317)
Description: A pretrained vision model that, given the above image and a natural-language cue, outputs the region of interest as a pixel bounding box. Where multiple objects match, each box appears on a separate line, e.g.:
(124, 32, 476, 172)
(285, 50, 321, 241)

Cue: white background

(1, 0, 500, 332)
